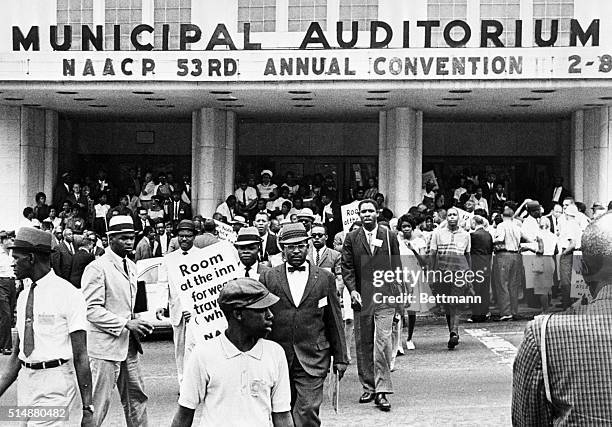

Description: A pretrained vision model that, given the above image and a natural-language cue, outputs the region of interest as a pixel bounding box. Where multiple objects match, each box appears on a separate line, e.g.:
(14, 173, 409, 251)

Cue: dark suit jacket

(341, 224, 401, 314)
(165, 200, 191, 223)
(309, 246, 341, 277)
(321, 202, 342, 247)
(69, 249, 95, 288)
(470, 228, 493, 277)
(261, 233, 280, 262)
(57, 241, 74, 280)
(259, 262, 347, 377)
(53, 183, 71, 208)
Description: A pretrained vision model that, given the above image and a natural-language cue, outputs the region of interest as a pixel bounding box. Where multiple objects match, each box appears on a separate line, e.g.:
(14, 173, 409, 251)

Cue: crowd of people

(0, 165, 611, 426)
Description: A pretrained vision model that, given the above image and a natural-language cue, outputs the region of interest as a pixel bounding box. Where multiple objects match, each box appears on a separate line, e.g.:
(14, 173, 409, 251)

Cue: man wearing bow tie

(259, 223, 347, 427)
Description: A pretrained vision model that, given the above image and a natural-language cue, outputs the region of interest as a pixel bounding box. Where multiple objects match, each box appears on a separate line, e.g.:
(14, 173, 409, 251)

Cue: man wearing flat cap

(158, 219, 198, 387)
(81, 215, 153, 426)
(171, 278, 293, 427)
(259, 222, 347, 427)
(234, 227, 271, 280)
(0, 227, 94, 426)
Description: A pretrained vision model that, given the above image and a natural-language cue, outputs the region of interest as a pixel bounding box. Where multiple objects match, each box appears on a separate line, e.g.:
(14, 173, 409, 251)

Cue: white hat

(260, 169, 273, 177)
(296, 208, 315, 221)
(107, 215, 135, 235)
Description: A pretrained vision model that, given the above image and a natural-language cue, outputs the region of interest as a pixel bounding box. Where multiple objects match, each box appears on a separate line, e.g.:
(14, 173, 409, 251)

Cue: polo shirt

(179, 333, 291, 427)
(16, 270, 87, 363)
(430, 225, 471, 273)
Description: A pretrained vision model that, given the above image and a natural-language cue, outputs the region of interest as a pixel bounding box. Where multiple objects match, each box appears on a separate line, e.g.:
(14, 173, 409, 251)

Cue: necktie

(242, 190, 246, 205)
(23, 282, 37, 357)
(245, 265, 251, 277)
(69, 242, 74, 254)
(367, 232, 373, 253)
(183, 251, 188, 255)
(288, 266, 306, 272)
(174, 202, 179, 220)
(316, 249, 320, 266)
(123, 258, 129, 276)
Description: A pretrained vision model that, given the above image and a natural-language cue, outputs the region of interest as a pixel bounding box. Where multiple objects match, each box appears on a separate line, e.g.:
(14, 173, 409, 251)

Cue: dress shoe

(406, 340, 416, 350)
(447, 332, 459, 350)
(359, 392, 375, 403)
(375, 393, 391, 411)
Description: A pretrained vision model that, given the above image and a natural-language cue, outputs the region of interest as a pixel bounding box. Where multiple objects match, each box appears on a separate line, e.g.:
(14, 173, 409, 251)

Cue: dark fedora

(278, 223, 311, 245)
(8, 227, 53, 253)
(234, 227, 261, 246)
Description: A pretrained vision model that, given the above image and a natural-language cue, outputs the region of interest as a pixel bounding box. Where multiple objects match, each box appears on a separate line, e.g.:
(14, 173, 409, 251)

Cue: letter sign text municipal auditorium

(4, 19, 610, 81)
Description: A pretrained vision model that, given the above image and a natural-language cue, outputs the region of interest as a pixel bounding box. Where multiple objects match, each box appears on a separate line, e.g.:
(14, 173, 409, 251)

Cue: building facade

(1, 0, 611, 228)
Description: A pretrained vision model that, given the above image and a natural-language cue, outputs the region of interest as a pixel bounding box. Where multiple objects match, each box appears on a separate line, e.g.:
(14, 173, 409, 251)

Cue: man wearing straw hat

(259, 222, 347, 426)
(81, 215, 153, 426)
(0, 227, 94, 426)
(234, 227, 271, 280)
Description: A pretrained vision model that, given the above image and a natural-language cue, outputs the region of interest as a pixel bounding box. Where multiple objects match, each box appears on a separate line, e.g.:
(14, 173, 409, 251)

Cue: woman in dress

(397, 215, 432, 350)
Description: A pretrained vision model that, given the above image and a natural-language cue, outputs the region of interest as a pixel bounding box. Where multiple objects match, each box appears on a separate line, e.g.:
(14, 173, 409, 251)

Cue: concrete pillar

(570, 106, 612, 208)
(378, 107, 423, 216)
(191, 108, 236, 217)
(0, 107, 58, 230)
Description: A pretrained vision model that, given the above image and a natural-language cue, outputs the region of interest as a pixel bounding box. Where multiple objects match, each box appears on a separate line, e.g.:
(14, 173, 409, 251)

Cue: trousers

(89, 337, 148, 427)
(289, 358, 325, 427)
(17, 362, 76, 426)
(172, 318, 186, 386)
(353, 307, 394, 394)
(494, 252, 523, 316)
(0, 277, 15, 350)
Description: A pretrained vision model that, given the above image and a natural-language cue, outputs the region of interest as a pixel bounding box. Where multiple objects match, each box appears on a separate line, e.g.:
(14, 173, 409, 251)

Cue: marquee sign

(0, 47, 611, 81)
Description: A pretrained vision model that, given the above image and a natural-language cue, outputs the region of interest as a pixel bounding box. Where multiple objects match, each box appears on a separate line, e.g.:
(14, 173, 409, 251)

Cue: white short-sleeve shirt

(16, 270, 87, 362)
(179, 334, 291, 427)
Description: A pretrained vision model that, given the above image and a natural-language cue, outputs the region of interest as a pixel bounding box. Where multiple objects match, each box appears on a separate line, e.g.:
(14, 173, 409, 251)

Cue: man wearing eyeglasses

(259, 222, 347, 427)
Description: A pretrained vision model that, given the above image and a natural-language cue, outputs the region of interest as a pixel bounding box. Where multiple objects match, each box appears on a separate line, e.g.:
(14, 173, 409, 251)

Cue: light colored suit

(82, 251, 136, 361)
(135, 236, 153, 261)
(81, 249, 148, 426)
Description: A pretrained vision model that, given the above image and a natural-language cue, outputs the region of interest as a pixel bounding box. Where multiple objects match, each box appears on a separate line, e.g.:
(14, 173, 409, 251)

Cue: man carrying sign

(157, 219, 197, 387)
(260, 223, 347, 427)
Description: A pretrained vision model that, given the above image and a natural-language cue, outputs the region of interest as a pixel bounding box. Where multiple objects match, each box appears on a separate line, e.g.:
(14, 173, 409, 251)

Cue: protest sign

(454, 207, 473, 227)
(341, 201, 361, 234)
(214, 219, 237, 243)
(571, 251, 589, 299)
(165, 241, 240, 342)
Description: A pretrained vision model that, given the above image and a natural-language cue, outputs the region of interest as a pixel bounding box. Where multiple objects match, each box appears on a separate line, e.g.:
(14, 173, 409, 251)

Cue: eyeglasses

(285, 243, 308, 251)
(311, 233, 325, 238)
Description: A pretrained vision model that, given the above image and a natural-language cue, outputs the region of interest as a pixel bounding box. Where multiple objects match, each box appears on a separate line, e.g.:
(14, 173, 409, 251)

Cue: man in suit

(134, 208, 154, 244)
(309, 224, 341, 279)
(481, 173, 497, 208)
(81, 215, 153, 426)
(320, 192, 342, 248)
(550, 176, 572, 211)
(56, 227, 75, 280)
(135, 226, 156, 261)
(512, 213, 612, 425)
(157, 220, 197, 387)
(193, 219, 220, 249)
(254, 212, 280, 262)
(53, 172, 71, 209)
(66, 183, 87, 212)
(259, 223, 347, 426)
(234, 227, 271, 280)
(156, 221, 173, 256)
(166, 191, 192, 230)
(469, 215, 493, 323)
(69, 234, 95, 288)
(341, 199, 401, 411)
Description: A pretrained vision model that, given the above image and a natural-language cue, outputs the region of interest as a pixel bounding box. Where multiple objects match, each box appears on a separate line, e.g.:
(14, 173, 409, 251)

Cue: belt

(20, 358, 68, 370)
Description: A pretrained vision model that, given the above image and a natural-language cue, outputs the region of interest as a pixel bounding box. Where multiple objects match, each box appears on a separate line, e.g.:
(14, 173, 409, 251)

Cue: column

(378, 107, 423, 216)
(192, 108, 236, 217)
(570, 106, 612, 208)
(0, 107, 58, 230)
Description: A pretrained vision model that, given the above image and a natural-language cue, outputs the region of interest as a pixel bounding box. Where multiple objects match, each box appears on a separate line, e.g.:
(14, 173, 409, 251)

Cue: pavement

(0, 306, 539, 426)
